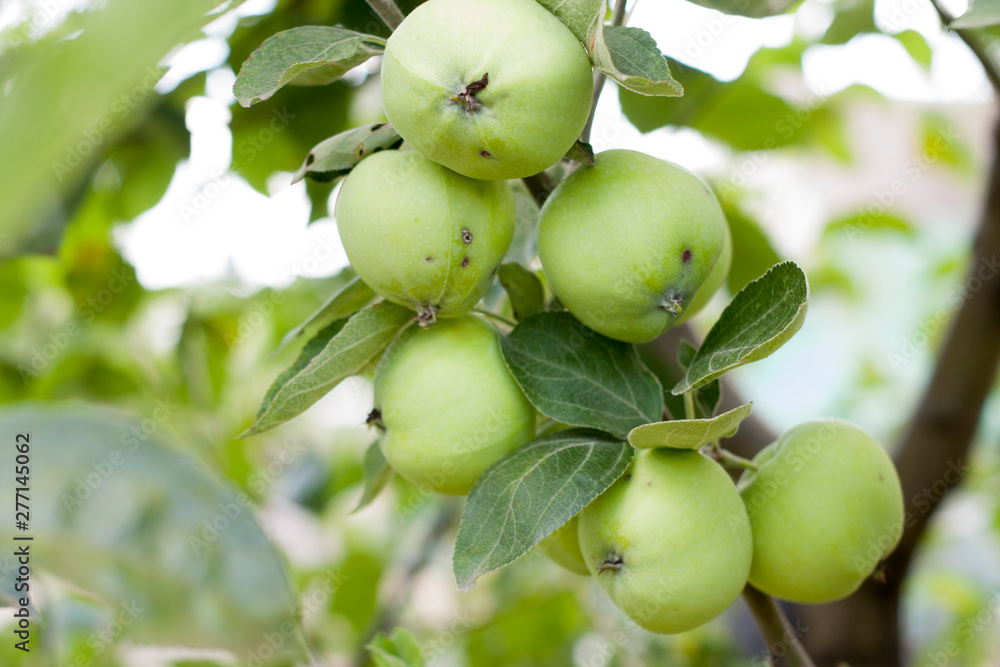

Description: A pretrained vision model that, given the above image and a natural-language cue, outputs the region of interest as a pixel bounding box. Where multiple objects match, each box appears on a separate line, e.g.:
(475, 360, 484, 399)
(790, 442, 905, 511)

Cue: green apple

(578, 449, 753, 634)
(537, 515, 589, 575)
(738, 418, 904, 604)
(674, 220, 731, 326)
(335, 150, 515, 323)
(373, 315, 536, 495)
(380, 0, 594, 180)
(537, 149, 730, 343)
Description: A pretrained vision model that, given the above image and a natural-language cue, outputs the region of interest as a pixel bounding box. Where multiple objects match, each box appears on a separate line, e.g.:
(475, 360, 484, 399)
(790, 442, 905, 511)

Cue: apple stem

(742, 584, 817, 667)
(683, 391, 695, 420)
(366, 409, 385, 430)
(580, 0, 629, 144)
(451, 73, 489, 113)
(416, 304, 438, 326)
(364, 0, 405, 31)
(597, 553, 623, 573)
(473, 308, 517, 328)
(523, 171, 556, 207)
(710, 445, 758, 471)
(365, 0, 406, 30)
(659, 293, 684, 315)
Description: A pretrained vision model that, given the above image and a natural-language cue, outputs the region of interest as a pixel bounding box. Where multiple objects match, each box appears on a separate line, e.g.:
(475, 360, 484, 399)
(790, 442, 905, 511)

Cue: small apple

(578, 449, 753, 634)
(373, 315, 536, 495)
(335, 150, 515, 323)
(380, 0, 594, 180)
(537, 515, 589, 575)
(738, 418, 904, 604)
(537, 149, 730, 343)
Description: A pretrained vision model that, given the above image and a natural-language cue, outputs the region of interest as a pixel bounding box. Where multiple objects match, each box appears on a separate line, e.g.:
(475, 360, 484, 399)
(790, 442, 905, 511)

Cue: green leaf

(539, 0, 681, 97)
(823, 212, 916, 241)
(243, 302, 413, 437)
(663, 342, 721, 420)
(368, 628, 425, 667)
(671, 340, 722, 418)
(292, 123, 403, 184)
(352, 439, 394, 513)
(534, 0, 605, 45)
(498, 264, 545, 322)
(821, 0, 876, 45)
(273, 276, 377, 357)
(564, 139, 596, 166)
(894, 30, 933, 69)
(672, 261, 809, 394)
(0, 404, 300, 660)
(953, 0, 1000, 27)
(620, 56, 820, 151)
(453, 429, 633, 592)
(592, 26, 683, 96)
(234, 27, 385, 107)
(500, 312, 663, 439)
(683, 0, 798, 17)
(628, 402, 753, 449)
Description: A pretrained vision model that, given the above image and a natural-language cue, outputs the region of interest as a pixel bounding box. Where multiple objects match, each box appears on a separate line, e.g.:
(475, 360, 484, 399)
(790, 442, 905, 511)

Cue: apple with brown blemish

(335, 149, 515, 323)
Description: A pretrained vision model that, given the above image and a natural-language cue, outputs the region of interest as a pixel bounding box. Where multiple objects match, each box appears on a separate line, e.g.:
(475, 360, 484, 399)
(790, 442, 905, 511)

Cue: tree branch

(886, 117, 1000, 585)
(523, 171, 556, 207)
(742, 585, 817, 667)
(929, 0, 1000, 94)
(580, 0, 629, 144)
(353, 500, 459, 666)
(639, 324, 776, 464)
(365, 0, 405, 32)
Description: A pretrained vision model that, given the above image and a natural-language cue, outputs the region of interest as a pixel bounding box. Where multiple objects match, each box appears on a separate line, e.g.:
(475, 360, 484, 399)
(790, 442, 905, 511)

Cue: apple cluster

(564, 418, 904, 634)
(332, 0, 904, 638)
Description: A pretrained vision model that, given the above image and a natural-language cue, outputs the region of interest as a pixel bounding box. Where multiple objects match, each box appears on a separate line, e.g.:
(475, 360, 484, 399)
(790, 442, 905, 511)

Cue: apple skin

(537, 149, 730, 343)
(674, 219, 731, 326)
(380, 0, 593, 180)
(537, 515, 589, 575)
(335, 150, 515, 321)
(578, 449, 753, 634)
(373, 315, 536, 495)
(738, 418, 904, 604)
